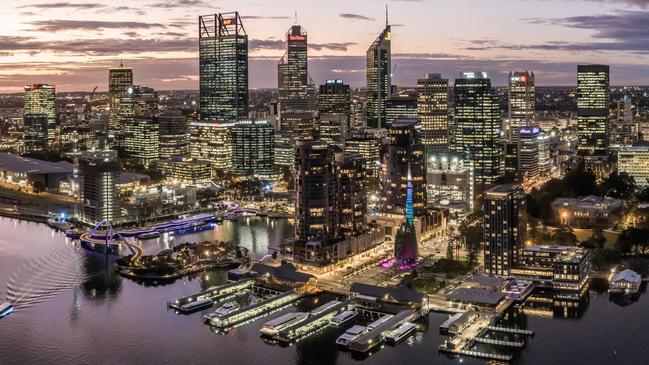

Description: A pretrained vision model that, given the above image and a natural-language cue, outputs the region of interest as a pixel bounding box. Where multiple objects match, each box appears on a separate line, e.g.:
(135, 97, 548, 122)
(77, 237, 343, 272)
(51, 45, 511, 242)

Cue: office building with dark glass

(417, 73, 449, 154)
(366, 21, 391, 129)
(231, 120, 274, 176)
(483, 184, 524, 276)
(577, 64, 610, 157)
(508, 71, 535, 140)
(108, 63, 133, 135)
(278, 24, 314, 119)
(199, 12, 248, 121)
(24, 84, 56, 149)
(318, 79, 351, 125)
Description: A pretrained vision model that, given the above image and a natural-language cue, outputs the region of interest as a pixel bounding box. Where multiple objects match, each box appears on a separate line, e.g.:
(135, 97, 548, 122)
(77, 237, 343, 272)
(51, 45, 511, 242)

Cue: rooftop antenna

(120, 58, 123, 68)
(385, 4, 389, 27)
(294, 11, 298, 25)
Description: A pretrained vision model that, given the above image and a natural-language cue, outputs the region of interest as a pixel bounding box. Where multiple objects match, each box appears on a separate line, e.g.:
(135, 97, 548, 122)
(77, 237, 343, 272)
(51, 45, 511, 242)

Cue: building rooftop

(486, 184, 521, 195)
(612, 269, 641, 284)
(350, 282, 424, 304)
(467, 275, 505, 290)
(446, 287, 505, 306)
(250, 262, 315, 283)
(0, 153, 72, 175)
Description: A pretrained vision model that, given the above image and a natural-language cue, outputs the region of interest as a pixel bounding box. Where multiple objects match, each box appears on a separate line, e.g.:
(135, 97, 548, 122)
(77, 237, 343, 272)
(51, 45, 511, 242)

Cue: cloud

(310, 42, 356, 51)
(25, 20, 167, 32)
(339, 13, 375, 21)
(18, 2, 105, 9)
(0, 35, 194, 55)
(249, 38, 285, 51)
(149, 0, 211, 8)
(243, 15, 292, 20)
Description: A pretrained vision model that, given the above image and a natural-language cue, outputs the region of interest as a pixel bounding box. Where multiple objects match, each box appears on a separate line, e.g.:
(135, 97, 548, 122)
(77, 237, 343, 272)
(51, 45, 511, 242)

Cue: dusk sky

(2, 0, 649, 92)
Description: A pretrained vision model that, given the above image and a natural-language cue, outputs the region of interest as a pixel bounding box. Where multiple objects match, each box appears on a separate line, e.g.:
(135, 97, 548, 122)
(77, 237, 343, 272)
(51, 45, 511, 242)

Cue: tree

(552, 227, 577, 246)
(32, 181, 45, 194)
(563, 162, 598, 197)
(599, 170, 636, 199)
(616, 228, 649, 255)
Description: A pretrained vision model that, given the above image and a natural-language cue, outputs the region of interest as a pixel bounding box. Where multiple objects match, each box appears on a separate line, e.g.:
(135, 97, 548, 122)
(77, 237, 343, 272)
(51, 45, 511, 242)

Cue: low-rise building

(511, 245, 590, 292)
(446, 287, 508, 313)
(0, 152, 72, 192)
(618, 146, 649, 187)
(551, 195, 623, 227)
(159, 156, 212, 185)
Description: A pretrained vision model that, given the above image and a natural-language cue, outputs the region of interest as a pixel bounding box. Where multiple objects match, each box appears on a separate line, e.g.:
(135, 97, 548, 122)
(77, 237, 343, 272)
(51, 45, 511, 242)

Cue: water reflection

(79, 254, 122, 302)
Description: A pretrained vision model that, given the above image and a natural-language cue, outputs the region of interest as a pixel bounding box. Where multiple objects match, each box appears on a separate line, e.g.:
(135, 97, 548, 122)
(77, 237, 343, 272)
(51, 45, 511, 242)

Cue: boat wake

(4, 245, 88, 311)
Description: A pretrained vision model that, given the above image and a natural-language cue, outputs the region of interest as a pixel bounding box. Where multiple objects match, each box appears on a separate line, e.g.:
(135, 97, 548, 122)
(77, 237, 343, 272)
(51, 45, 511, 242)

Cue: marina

(275, 300, 349, 343)
(168, 278, 255, 312)
(348, 310, 417, 353)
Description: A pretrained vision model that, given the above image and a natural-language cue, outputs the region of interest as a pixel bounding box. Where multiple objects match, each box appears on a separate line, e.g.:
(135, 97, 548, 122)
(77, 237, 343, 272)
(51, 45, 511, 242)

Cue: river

(0, 217, 647, 364)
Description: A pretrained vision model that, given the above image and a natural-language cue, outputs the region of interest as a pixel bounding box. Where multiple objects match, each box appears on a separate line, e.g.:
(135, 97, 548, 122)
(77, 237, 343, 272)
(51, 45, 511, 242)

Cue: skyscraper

(108, 63, 133, 135)
(278, 24, 314, 119)
(452, 72, 503, 185)
(22, 115, 48, 153)
(385, 95, 417, 128)
(335, 152, 367, 236)
(610, 96, 636, 150)
(294, 139, 336, 241)
(189, 121, 234, 170)
(158, 110, 189, 159)
(382, 120, 427, 217)
(231, 120, 275, 176)
(345, 129, 382, 179)
(577, 64, 610, 157)
(121, 86, 160, 167)
(78, 149, 122, 224)
(417, 73, 449, 154)
(23, 84, 56, 148)
(366, 15, 391, 129)
(483, 184, 524, 276)
(199, 12, 248, 121)
(318, 79, 351, 124)
(508, 71, 535, 140)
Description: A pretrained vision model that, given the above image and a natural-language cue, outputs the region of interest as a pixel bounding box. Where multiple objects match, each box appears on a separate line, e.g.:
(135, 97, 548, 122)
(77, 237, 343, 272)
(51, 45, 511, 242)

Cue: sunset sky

(1, 0, 649, 92)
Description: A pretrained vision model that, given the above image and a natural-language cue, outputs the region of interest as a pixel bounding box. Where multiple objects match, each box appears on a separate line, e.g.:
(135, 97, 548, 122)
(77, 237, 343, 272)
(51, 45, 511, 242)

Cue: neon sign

(288, 35, 306, 41)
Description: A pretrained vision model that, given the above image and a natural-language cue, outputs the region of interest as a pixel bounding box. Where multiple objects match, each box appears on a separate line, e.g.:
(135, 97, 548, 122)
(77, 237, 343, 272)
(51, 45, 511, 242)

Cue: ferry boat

(330, 310, 358, 327)
(213, 301, 240, 316)
(136, 231, 161, 240)
(65, 229, 83, 239)
(335, 325, 367, 348)
(0, 302, 14, 318)
(310, 300, 341, 316)
(259, 312, 309, 337)
(222, 208, 257, 220)
(179, 298, 213, 312)
(367, 314, 394, 330)
(385, 322, 416, 344)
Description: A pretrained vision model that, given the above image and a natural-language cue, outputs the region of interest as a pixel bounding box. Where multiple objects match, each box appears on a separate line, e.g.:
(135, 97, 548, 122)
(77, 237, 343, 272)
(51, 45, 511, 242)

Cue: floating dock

(487, 325, 535, 336)
(439, 346, 513, 362)
(475, 337, 525, 348)
(348, 310, 416, 353)
(275, 300, 350, 343)
(206, 289, 304, 328)
(168, 278, 255, 312)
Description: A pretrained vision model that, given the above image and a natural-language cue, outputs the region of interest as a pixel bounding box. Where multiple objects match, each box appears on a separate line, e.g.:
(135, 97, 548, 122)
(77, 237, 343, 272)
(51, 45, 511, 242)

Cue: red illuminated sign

(288, 35, 306, 41)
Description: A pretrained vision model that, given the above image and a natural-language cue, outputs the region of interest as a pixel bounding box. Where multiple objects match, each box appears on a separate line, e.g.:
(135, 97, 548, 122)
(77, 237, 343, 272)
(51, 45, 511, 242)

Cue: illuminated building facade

(199, 12, 248, 121)
(366, 20, 391, 128)
(78, 149, 122, 224)
(318, 114, 347, 145)
(518, 127, 540, 180)
(508, 71, 535, 140)
(24, 84, 56, 148)
(577, 64, 610, 157)
(231, 120, 274, 176)
(121, 86, 160, 167)
(335, 152, 367, 236)
(483, 184, 524, 276)
(280, 111, 314, 139)
(618, 146, 649, 187)
(382, 120, 427, 217)
(385, 95, 417, 128)
(159, 156, 212, 185)
(278, 24, 315, 120)
(158, 110, 189, 159)
(108, 63, 133, 135)
(511, 245, 590, 292)
(417, 73, 449, 154)
(610, 96, 636, 150)
(23, 115, 48, 153)
(274, 130, 294, 171)
(189, 121, 233, 170)
(345, 129, 381, 179)
(452, 72, 503, 185)
(318, 80, 351, 125)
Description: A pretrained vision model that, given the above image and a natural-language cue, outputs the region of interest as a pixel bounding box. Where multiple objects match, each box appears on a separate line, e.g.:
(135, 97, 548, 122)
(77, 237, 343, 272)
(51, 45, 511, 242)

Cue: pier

(475, 337, 525, 348)
(439, 346, 513, 361)
(168, 279, 255, 312)
(349, 310, 417, 353)
(487, 325, 535, 336)
(206, 289, 304, 328)
(276, 300, 350, 343)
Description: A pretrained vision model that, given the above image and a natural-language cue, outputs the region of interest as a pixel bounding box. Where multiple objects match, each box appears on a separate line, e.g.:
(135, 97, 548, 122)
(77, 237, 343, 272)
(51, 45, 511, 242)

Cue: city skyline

(2, 0, 649, 92)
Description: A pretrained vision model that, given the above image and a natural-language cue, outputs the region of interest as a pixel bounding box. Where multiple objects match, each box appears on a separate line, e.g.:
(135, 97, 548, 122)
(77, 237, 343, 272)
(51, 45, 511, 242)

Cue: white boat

(0, 302, 14, 318)
(385, 322, 416, 344)
(260, 312, 309, 337)
(310, 300, 341, 316)
(335, 325, 367, 347)
(179, 298, 213, 312)
(367, 314, 394, 330)
(330, 310, 358, 326)
(213, 301, 240, 316)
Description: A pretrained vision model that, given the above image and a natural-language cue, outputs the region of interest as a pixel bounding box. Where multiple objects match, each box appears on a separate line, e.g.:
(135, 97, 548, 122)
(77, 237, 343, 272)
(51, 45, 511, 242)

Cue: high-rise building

(274, 130, 294, 171)
(199, 12, 248, 121)
(518, 127, 540, 180)
(385, 95, 417, 128)
(280, 111, 314, 139)
(382, 120, 427, 216)
(278, 24, 315, 119)
(335, 152, 367, 236)
(508, 71, 535, 140)
(610, 96, 636, 150)
(189, 121, 234, 170)
(366, 17, 391, 129)
(24, 84, 56, 148)
(108, 63, 133, 135)
(452, 72, 503, 185)
(231, 120, 275, 176)
(345, 129, 382, 179)
(78, 149, 122, 224)
(577, 64, 610, 157)
(318, 79, 351, 129)
(538, 131, 552, 176)
(417, 73, 449, 154)
(22, 115, 48, 153)
(158, 110, 189, 159)
(483, 184, 524, 276)
(121, 86, 159, 167)
(618, 146, 649, 187)
(294, 140, 336, 241)
(318, 114, 347, 145)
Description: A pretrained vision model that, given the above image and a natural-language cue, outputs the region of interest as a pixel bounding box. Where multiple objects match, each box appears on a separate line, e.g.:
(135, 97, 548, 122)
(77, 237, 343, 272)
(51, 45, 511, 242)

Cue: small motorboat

(0, 302, 15, 318)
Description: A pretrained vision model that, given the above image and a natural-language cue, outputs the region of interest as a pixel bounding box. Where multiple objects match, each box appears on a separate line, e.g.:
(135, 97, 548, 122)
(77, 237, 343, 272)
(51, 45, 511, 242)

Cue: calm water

(0, 217, 648, 364)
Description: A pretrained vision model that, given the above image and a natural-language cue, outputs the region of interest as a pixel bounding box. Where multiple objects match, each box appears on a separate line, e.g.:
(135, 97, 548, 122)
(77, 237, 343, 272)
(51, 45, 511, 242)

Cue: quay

(439, 346, 513, 362)
(487, 325, 535, 336)
(275, 300, 350, 343)
(206, 289, 305, 328)
(348, 310, 417, 353)
(475, 337, 525, 348)
(168, 279, 255, 312)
